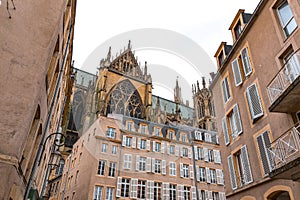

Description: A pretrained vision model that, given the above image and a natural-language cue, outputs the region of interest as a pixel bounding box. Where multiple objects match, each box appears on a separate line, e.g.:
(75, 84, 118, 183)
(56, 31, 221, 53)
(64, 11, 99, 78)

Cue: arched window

(267, 191, 291, 200)
(197, 99, 205, 119)
(107, 79, 143, 118)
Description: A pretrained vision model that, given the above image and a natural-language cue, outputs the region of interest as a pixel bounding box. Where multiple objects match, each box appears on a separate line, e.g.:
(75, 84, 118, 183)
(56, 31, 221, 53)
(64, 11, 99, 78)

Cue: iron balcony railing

(268, 123, 300, 171)
(267, 50, 300, 105)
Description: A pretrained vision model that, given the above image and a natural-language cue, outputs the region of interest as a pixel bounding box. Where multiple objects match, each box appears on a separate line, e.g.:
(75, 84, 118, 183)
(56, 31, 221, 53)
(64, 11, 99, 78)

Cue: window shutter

(219, 192, 226, 200)
(116, 177, 122, 197)
(146, 140, 151, 151)
(128, 154, 132, 169)
(241, 47, 252, 76)
(192, 187, 196, 200)
(188, 147, 192, 158)
(222, 78, 231, 103)
(246, 83, 263, 122)
(162, 160, 167, 175)
(198, 189, 202, 200)
(147, 180, 154, 200)
(130, 178, 138, 198)
(180, 163, 184, 178)
(161, 142, 165, 154)
(213, 150, 221, 164)
(175, 145, 180, 157)
(124, 155, 128, 169)
(180, 146, 184, 157)
(162, 182, 169, 199)
(167, 143, 170, 154)
(153, 141, 156, 152)
(146, 157, 151, 172)
(228, 155, 237, 190)
(208, 191, 213, 200)
(151, 158, 156, 173)
(203, 148, 208, 162)
(122, 135, 126, 146)
(132, 137, 136, 148)
(206, 167, 211, 183)
(256, 131, 272, 175)
(205, 190, 208, 200)
(136, 156, 140, 171)
(190, 165, 194, 179)
(178, 185, 183, 200)
(222, 117, 230, 145)
(216, 169, 224, 185)
(233, 104, 243, 135)
(241, 145, 253, 184)
(232, 58, 243, 86)
(196, 166, 200, 182)
(137, 138, 141, 149)
(194, 146, 198, 160)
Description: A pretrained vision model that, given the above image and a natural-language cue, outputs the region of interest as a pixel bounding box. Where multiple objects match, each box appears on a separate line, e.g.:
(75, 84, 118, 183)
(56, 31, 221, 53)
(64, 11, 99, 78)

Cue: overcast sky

(73, 0, 260, 102)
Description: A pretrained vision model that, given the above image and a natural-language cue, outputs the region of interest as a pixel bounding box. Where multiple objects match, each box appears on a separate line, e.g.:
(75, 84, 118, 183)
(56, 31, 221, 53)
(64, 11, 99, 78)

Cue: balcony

(267, 50, 300, 113)
(268, 124, 300, 181)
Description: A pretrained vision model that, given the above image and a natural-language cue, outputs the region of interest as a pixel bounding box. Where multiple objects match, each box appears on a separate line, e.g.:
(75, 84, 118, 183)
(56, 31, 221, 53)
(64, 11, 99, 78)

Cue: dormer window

(234, 21, 242, 40)
(218, 51, 225, 67)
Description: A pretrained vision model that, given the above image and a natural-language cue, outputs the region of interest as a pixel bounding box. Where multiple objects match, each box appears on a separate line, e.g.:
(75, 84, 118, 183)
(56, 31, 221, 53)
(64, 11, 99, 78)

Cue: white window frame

(222, 77, 231, 103)
(101, 143, 107, 153)
(94, 186, 103, 200)
(169, 162, 176, 176)
(106, 127, 115, 138)
(240, 47, 253, 77)
(105, 187, 114, 200)
(108, 162, 116, 177)
(246, 83, 264, 122)
(97, 160, 106, 176)
(277, 1, 298, 37)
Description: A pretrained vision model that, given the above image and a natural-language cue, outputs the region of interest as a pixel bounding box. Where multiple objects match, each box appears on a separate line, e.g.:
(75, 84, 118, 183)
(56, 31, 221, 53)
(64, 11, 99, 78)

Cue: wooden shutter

(161, 142, 165, 154)
(203, 148, 208, 162)
(137, 138, 141, 149)
(232, 58, 243, 86)
(146, 157, 151, 172)
(151, 158, 156, 173)
(241, 145, 253, 184)
(175, 145, 180, 157)
(216, 169, 224, 185)
(124, 154, 128, 169)
(147, 180, 154, 200)
(240, 47, 252, 76)
(233, 104, 243, 135)
(128, 154, 132, 169)
(256, 131, 272, 175)
(162, 182, 169, 200)
(196, 166, 200, 182)
(116, 177, 122, 197)
(122, 135, 126, 146)
(190, 165, 194, 179)
(132, 137, 136, 148)
(180, 146, 184, 157)
(194, 146, 198, 160)
(207, 191, 213, 200)
(228, 155, 237, 190)
(219, 192, 226, 200)
(177, 185, 184, 200)
(213, 150, 221, 164)
(188, 147, 192, 158)
(146, 140, 151, 151)
(136, 156, 140, 171)
(162, 160, 167, 175)
(191, 187, 196, 200)
(167, 143, 170, 154)
(206, 167, 211, 183)
(222, 117, 230, 145)
(246, 83, 263, 121)
(130, 178, 138, 198)
(180, 163, 184, 178)
(153, 141, 156, 152)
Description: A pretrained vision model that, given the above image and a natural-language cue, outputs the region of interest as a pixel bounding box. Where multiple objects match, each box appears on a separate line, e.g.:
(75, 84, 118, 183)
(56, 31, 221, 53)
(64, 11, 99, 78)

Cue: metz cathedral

(56, 41, 225, 200)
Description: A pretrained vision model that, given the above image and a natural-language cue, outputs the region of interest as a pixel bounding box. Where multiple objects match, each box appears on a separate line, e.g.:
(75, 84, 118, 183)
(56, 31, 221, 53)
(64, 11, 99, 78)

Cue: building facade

(59, 42, 225, 200)
(0, 0, 76, 199)
(211, 0, 300, 199)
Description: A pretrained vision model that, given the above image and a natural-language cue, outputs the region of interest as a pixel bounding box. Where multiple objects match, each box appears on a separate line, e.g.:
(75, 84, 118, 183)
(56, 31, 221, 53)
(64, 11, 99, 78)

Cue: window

(228, 145, 253, 190)
(105, 188, 114, 200)
(127, 122, 132, 131)
(277, 1, 297, 37)
(97, 160, 105, 176)
(154, 142, 161, 152)
(139, 139, 146, 150)
(138, 180, 146, 199)
(200, 190, 206, 200)
(139, 157, 146, 171)
(125, 137, 132, 147)
(282, 50, 300, 83)
(154, 182, 161, 200)
(210, 169, 216, 184)
(169, 184, 176, 200)
(234, 21, 242, 40)
(155, 127, 160, 136)
(182, 147, 188, 157)
(182, 134, 187, 142)
(218, 51, 225, 67)
(183, 164, 189, 178)
(240, 47, 252, 76)
(232, 58, 243, 86)
(222, 77, 231, 103)
(108, 162, 116, 177)
(94, 186, 103, 200)
(246, 83, 264, 122)
(55, 159, 65, 175)
(106, 127, 115, 138)
(169, 162, 176, 176)
(102, 144, 107, 153)
(197, 148, 203, 160)
(121, 178, 130, 197)
(208, 149, 214, 162)
(124, 154, 132, 170)
(256, 131, 272, 175)
(183, 186, 190, 200)
(154, 160, 161, 173)
(170, 145, 175, 155)
(212, 192, 219, 200)
(199, 167, 206, 182)
(141, 125, 146, 134)
(169, 131, 173, 140)
(112, 146, 117, 154)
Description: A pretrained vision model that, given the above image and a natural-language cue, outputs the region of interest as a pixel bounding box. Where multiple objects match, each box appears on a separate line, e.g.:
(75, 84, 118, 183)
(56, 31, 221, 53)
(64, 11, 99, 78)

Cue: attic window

(234, 21, 242, 40)
(218, 51, 225, 67)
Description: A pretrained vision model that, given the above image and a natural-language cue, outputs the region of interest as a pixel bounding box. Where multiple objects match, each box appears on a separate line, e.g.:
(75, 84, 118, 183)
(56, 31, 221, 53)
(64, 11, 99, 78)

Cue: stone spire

(174, 77, 183, 104)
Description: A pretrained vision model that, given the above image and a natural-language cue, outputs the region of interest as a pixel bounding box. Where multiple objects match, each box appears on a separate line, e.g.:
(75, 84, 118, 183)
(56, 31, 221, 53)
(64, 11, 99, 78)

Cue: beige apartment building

(58, 42, 225, 200)
(0, 0, 77, 199)
(211, 0, 300, 199)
